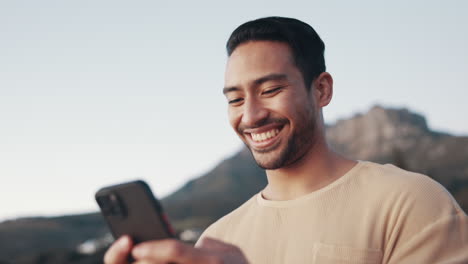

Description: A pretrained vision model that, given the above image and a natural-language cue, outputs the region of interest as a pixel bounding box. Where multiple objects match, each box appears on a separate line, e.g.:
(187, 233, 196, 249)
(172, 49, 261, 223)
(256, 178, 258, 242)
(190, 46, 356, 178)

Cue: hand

(104, 235, 134, 264)
(104, 236, 249, 264)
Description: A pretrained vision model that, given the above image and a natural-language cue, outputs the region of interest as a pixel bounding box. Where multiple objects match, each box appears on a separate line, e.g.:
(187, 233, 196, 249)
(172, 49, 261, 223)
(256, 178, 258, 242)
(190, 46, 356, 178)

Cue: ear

(312, 72, 333, 107)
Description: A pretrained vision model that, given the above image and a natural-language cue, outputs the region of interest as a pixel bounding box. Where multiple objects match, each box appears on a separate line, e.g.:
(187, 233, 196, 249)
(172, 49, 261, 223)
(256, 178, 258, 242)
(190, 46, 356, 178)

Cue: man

(105, 17, 468, 264)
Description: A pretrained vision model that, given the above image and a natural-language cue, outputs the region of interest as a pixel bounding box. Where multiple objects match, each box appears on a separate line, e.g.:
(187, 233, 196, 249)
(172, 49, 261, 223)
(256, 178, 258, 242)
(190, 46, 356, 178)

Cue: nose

(241, 98, 269, 128)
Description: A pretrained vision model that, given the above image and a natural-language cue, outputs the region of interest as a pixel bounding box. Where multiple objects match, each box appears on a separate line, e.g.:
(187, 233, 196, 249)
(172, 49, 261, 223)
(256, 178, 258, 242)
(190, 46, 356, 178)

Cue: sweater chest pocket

(312, 243, 383, 264)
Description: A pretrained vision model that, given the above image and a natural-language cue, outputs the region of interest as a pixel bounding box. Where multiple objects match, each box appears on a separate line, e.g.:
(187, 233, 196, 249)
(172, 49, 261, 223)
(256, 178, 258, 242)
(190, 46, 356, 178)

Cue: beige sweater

(198, 161, 468, 264)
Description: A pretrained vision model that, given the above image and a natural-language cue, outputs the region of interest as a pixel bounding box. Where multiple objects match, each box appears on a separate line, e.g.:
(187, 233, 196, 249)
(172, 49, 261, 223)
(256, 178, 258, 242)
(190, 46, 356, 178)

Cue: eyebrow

(223, 86, 239, 95)
(223, 73, 288, 95)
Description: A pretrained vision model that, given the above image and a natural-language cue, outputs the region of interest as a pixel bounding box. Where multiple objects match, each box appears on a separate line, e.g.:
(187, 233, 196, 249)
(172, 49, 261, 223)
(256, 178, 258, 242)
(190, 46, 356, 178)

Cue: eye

(228, 98, 244, 105)
(262, 86, 283, 95)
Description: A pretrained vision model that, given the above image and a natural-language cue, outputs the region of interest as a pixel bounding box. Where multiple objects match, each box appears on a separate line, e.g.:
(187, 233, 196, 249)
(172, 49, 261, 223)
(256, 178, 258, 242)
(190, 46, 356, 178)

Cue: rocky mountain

(326, 106, 468, 207)
(162, 147, 267, 230)
(1, 105, 467, 263)
(161, 105, 468, 230)
(0, 213, 107, 263)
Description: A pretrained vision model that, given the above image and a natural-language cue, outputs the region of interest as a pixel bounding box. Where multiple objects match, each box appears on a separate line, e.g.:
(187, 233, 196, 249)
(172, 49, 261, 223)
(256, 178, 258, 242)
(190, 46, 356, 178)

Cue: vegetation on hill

(1, 106, 466, 264)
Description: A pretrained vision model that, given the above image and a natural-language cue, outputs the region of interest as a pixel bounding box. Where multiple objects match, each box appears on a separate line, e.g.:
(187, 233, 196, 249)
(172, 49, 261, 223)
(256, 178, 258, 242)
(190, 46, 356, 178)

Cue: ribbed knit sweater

(198, 161, 468, 264)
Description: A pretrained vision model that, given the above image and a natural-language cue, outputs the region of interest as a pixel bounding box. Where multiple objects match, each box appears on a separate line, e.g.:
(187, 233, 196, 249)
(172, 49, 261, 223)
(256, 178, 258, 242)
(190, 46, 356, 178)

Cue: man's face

(224, 41, 319, 170)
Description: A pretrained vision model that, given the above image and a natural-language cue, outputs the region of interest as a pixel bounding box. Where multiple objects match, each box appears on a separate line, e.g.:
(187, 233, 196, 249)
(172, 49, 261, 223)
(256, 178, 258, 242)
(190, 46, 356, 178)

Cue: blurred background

(0, 0, 467, 263)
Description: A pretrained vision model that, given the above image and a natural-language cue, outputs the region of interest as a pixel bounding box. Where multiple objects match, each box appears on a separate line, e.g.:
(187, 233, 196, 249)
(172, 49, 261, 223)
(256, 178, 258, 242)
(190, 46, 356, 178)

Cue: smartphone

(95, 180, 175, 244)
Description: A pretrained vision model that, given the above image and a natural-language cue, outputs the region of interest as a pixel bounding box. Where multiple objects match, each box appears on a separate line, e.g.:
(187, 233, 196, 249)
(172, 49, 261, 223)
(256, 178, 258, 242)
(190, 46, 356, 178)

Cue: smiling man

(105, 17, 468, 264)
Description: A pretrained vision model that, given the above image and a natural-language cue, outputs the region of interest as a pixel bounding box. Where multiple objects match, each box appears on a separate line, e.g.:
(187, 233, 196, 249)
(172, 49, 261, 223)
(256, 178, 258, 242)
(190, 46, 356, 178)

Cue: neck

(262, 134, 357, 201)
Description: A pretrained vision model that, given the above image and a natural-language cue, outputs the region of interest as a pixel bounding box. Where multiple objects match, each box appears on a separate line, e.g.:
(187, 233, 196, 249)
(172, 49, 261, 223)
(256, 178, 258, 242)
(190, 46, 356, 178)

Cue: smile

(251, 128, 280, 142)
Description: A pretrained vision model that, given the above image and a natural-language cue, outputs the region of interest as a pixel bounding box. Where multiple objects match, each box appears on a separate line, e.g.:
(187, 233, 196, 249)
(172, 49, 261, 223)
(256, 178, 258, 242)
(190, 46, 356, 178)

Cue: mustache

(237, 118, 288, 133)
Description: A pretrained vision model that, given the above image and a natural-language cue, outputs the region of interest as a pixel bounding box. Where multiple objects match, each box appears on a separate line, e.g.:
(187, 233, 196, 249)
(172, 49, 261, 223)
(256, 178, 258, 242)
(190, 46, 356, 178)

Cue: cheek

(228, 108, 241, 130)
(272, 94, 302, 119)
(284, 95, 314, 123)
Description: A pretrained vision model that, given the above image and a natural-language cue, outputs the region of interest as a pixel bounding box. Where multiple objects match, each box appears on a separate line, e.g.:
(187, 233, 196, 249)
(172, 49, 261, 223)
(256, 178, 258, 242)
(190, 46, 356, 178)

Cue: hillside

(326, 106, 468, 206)
(162, 147, 267, 230)
(1, 105, 467, 263)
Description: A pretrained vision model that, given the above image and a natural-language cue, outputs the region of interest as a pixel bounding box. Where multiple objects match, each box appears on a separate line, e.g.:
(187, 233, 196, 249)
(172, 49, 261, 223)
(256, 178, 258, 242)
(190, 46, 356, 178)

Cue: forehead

(224, 41, 297, 87)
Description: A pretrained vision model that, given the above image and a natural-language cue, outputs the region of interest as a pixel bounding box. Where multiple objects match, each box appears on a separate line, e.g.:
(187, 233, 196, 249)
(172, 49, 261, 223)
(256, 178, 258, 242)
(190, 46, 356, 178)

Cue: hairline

(228, 39, 314, 91)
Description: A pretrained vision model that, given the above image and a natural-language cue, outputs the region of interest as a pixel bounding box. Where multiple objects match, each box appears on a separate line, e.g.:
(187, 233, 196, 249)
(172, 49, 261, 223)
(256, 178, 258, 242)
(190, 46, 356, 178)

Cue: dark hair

(226, 16, 326, 90)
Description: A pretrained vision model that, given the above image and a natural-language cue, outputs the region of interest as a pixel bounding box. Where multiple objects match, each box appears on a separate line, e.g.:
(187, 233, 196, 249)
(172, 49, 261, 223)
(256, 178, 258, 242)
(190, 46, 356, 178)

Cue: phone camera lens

(97, 196, 112, 215)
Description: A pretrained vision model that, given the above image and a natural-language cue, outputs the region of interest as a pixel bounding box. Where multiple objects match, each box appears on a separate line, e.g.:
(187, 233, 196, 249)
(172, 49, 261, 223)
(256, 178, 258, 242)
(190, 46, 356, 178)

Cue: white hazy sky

(1, 0, 467, 221)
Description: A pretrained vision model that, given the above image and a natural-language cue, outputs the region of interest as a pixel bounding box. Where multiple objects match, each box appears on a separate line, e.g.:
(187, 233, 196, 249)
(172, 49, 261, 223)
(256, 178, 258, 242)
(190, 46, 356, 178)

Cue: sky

(0, 0, 467, 221)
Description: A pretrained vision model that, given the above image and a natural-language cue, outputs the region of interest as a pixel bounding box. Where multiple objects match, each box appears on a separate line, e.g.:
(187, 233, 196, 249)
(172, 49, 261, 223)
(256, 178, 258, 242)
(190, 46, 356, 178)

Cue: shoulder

(355, 162, 468, 262)
(355, 161, 465, 239)
(196, 194, 258, 243)
(356, 161, 460, 208)
(356, 160, 439, 187)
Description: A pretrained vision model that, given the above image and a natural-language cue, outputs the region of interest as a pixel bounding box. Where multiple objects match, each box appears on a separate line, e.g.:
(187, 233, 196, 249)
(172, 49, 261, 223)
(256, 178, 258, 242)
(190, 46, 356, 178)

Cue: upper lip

(242, 123, 284, 134)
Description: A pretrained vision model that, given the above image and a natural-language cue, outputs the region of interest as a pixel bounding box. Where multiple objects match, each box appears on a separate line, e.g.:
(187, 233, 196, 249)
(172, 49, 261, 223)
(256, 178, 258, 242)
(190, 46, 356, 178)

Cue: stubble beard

(248, 115, 317, 170)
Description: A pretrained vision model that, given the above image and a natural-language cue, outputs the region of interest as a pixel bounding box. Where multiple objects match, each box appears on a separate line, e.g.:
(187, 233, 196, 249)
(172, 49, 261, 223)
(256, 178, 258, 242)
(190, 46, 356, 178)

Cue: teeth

(251, 129, 280, 142)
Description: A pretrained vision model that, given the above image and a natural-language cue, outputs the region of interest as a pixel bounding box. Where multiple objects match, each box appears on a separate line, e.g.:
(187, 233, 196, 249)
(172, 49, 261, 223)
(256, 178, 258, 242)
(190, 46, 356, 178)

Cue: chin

(251, 150, 286, 170)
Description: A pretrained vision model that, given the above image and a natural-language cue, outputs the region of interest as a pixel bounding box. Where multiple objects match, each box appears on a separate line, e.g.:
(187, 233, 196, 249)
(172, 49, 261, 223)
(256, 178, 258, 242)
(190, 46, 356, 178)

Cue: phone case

(95, 180, 175, 243)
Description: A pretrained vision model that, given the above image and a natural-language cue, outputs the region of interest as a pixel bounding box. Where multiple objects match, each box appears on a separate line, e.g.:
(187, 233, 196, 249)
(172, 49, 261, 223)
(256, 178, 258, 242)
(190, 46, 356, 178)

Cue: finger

(104, 235, 133, 264)
(198, 237, 242, 252)
(133, 261, 159, 264)
(197, 238, 249, 264)
(132, 239, 218, 263)
(197, 237, 232, 250)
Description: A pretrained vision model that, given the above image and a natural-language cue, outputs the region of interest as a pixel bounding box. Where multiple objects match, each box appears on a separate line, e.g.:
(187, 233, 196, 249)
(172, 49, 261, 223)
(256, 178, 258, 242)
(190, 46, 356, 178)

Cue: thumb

(104, 235, 133, 264)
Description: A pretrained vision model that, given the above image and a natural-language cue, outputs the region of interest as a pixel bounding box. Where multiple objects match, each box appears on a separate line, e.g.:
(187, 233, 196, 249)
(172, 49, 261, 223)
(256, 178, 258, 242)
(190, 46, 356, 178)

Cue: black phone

(95, 180, 175, 244)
